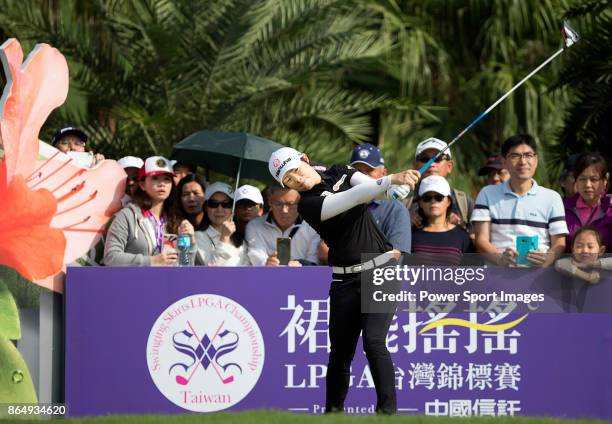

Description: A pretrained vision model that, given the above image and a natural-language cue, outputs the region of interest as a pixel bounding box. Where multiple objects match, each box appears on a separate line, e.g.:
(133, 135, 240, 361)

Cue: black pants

(325, 275, 397, 414)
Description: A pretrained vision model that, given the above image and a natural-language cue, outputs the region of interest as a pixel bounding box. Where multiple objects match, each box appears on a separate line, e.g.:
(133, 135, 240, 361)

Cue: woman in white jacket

(195, 182, 249, 266)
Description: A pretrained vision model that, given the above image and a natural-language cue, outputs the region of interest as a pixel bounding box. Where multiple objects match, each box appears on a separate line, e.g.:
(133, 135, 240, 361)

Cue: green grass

(0, 410, 609, 424)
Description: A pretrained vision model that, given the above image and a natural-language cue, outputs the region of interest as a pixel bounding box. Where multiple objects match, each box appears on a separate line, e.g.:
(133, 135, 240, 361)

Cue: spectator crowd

(49, 125, 612, 273)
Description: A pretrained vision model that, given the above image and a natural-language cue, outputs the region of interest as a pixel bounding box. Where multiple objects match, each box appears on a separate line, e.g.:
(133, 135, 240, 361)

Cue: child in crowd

(555, 226, 610, 284)
(104, 156, 196, 266)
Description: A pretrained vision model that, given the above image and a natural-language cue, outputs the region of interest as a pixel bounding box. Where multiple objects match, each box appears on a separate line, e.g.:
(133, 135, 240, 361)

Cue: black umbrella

(171, 130, 286, 212)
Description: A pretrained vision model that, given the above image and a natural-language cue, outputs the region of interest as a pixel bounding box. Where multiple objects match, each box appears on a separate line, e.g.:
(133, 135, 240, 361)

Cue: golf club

(393, 20, 580, 198)
(175, 320, 228, 386)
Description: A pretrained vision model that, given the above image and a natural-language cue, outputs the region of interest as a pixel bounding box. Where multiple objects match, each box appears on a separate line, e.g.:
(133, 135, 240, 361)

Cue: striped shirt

(471, 179, 568, 252)
(410, 227, 473, 265)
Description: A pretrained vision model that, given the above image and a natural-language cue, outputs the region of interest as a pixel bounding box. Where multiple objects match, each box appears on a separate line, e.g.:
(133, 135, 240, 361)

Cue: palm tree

(358, 0, 574, 193)
(555, 0, 612, 160)
(0, 0, 389, 164)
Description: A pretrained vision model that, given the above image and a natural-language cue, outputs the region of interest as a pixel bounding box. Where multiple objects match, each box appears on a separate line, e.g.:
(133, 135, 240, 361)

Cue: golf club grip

(390, 184, 412, 200)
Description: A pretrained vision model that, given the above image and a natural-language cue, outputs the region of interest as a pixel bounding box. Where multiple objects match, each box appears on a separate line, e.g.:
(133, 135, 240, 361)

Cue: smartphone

(516, 235, 538, 266)
(277, 237, 292, 266)
(162, 234, 177, 255)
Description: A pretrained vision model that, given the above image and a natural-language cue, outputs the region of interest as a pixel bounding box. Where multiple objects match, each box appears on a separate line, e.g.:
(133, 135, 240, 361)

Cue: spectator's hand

(410, 208, 423, 228)
(500, 248, 517, 266)
(151, 251, 177, 266)
(449, 212, 463, 226)
(178, 220, 195, 236)
(391, 170, 420, 189)
(219, 220, 236, 243)
(527, 249, 552, 267)
(93, 153, 105, 164)
(390, 248, 402, 261)
(288, 260, 302, 267)
(266, 251, 280, 267)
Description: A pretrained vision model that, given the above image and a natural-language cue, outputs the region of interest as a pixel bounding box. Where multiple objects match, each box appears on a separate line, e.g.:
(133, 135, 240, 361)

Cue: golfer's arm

(473, 221, 502, 264)
(320, 176, 391, 221)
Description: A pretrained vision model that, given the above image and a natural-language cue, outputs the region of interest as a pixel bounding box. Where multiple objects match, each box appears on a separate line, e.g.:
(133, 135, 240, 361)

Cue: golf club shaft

(418, 47, 565, 175)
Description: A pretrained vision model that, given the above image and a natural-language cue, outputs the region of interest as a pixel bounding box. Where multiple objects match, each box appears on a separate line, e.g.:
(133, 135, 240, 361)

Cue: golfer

(268, 147, 419, 414)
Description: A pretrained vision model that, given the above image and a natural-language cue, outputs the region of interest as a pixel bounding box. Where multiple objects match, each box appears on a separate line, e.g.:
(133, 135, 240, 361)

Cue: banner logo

(147, 294, 265, 412)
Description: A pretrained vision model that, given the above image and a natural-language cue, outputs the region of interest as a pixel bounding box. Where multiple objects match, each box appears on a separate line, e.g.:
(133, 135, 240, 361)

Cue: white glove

(387, 184, 411, 200)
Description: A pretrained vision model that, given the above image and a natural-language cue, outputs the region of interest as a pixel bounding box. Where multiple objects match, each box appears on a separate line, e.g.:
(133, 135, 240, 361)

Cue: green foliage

(0, 281, 20, 340)
(0, 0, 606, 192)
(0, 0, 387, 166)
(555, 1, 612, 160)
(0, 335, 37, 404)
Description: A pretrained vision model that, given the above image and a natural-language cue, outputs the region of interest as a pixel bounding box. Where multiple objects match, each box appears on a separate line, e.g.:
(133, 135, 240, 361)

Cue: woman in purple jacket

(564, 153, 612, 252)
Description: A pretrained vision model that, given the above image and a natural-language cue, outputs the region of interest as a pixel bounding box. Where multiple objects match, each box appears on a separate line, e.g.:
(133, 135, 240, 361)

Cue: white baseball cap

(235, 185, 264, 204)
(118, 156, 144, 169)
(205, 182, 234, 201)
(415, 137, 452, 159)
(139, 156, 175, 177)
(418, 175, 451, 197)
(269, 147, 303, 186)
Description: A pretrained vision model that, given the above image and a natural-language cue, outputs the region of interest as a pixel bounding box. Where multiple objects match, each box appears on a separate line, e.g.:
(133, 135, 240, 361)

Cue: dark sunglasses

(207, 200, 233, 209)
(416, 154, 449, 163)
(420, 194, 446, 203)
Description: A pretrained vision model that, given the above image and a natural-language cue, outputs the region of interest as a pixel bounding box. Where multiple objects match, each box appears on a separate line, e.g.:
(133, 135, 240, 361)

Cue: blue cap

(350, 143, 384, 168)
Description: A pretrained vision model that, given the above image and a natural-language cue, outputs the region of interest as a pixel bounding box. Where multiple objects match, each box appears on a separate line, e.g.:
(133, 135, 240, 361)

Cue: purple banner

(65, 267, 612, 418)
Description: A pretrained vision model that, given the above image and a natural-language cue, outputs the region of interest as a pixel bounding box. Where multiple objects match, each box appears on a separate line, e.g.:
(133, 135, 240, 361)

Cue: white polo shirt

(471, 179, 568, 251)
(245, 213, 321, 265)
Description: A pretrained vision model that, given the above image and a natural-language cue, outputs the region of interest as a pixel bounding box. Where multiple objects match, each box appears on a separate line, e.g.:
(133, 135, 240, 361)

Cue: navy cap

(560, 153, 581, 179)
(51, 126, 88, 146)
(477, 155, 504, 176)
(350, 143, 384, 168)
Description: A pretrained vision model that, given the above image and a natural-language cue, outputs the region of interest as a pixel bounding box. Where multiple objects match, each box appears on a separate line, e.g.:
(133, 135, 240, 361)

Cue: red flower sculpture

(0, 39, 125, 292)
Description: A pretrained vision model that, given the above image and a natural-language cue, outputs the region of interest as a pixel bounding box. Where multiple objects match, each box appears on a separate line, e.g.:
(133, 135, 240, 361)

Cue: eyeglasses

(506, 152, 537, 162)
(416, 154, 449, 163)
(207, 200, 232, 209)
(236, 202, 261, 211)
(270, 201, 298, 210)
(420, 194, 445, 203)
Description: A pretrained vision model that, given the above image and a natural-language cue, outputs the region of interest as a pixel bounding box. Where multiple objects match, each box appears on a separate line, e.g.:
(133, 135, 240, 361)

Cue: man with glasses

(51, 126, 105, 167)
(245, 186, 320, 266)
(403, 137, 473, 231)
(472, 134, 568, 266)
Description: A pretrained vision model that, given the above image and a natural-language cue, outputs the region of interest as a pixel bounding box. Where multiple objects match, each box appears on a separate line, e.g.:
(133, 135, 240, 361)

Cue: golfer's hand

(391, 170, 420, 189)
(499, 248, 517, 266)
(266, 251, 280, 267)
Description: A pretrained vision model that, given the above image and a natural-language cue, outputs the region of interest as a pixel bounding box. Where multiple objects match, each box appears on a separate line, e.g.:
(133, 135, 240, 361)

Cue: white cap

(269, 147, 302, 186)
(205, 182, 234, 201)
(418, 175, 451, 197)
(235, 185, 264, 204)
(415, 137, 452, 159)
(118, 156, 144, 169)
(139, 156, 175, 177)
